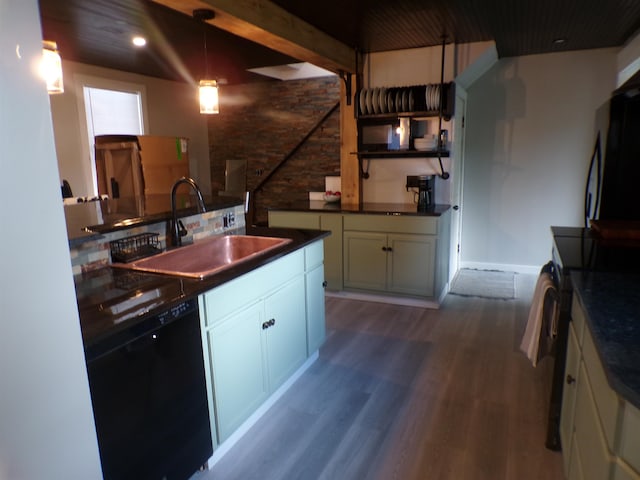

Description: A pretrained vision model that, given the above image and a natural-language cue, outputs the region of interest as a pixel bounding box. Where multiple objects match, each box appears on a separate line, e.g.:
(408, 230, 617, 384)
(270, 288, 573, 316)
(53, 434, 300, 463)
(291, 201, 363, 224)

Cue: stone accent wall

(208, 76, 341, 224)
(69, 205, 245, 275)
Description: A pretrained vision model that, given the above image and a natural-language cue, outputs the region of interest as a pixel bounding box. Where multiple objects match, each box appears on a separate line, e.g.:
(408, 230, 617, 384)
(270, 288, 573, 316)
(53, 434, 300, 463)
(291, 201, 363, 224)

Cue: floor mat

(449, 268, 516, 299)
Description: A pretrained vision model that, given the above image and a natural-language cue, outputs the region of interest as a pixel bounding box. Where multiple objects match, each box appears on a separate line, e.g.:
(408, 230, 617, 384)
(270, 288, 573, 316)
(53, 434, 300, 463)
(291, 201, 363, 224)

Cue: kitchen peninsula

(72, 194, 330, 477)
(269, 201, 451, 306)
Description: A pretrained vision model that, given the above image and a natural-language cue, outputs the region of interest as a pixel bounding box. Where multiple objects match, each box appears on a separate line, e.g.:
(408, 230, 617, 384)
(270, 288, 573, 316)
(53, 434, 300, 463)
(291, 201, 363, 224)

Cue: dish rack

(110, 233, 162, 263)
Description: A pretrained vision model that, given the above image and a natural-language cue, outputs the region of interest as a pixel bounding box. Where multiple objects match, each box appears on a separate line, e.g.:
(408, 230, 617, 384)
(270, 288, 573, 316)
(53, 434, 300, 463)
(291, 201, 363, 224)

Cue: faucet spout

(170, 177, 206, 247)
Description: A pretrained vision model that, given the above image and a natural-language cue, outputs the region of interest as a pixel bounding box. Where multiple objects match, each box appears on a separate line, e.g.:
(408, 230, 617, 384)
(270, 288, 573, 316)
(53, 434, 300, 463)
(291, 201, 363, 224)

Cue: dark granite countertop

(270, 200, 450, 216)
(571, 271, 640, 410)
(75, 226, 329, 349)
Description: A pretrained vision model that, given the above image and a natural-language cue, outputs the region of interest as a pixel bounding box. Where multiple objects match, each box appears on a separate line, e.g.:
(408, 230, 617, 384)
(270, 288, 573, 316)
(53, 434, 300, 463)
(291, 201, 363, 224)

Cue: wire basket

(110, 233, 162, 263)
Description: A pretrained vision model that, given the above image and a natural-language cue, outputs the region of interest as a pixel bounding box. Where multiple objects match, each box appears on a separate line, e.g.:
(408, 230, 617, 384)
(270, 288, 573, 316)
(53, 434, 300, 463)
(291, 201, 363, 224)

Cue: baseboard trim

(325, 290, 441, 309)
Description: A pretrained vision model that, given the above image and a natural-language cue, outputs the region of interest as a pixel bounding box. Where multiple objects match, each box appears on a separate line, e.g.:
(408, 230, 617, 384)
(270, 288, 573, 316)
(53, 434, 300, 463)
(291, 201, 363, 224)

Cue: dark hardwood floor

(197, 274, 564, 480)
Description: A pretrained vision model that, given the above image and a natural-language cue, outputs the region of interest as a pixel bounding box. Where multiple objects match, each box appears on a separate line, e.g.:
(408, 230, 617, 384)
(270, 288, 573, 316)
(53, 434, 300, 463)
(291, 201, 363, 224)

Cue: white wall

(50, 61, 211, 197)
(0, 1, 103, 478)
(361, 42, 494, 205)
(462, 48, 617, 272)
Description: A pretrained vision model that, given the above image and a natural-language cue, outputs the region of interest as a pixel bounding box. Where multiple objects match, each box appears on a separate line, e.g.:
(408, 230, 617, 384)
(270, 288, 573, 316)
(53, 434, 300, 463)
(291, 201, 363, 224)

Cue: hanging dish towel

(520, 271, 558, 366)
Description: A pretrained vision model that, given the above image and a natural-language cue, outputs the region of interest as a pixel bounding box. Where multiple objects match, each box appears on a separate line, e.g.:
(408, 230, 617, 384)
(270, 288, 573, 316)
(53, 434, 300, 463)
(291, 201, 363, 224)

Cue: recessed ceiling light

(132, 36, 147, 47)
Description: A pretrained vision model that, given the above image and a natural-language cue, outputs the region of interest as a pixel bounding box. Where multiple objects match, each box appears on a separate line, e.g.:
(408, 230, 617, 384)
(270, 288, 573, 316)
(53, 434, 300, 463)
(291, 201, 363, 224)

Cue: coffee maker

(406, 175, 435, 211)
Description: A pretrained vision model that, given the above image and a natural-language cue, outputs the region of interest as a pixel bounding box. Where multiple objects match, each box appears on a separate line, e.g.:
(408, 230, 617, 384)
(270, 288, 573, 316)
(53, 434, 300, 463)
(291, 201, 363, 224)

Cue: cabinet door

(387, 233, 435, 296)
(561, 323, 582, 478)
(568, 433, 586, 480)
(306, 264, 326, 354)
(209, 302, 267, 442)
(343, 231, 387, 291)
(572, 361, 612, 480)
(264, 277, 307, 391)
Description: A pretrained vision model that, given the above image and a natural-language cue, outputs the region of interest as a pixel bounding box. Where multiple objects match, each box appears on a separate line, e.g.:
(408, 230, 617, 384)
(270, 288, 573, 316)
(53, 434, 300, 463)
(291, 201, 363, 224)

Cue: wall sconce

(41, 40, 64, 94)
(194, 9, 219, 114)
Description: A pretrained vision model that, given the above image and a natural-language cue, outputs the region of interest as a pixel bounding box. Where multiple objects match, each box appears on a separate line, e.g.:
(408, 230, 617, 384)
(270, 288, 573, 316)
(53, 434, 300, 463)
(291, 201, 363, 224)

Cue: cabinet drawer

(203, 250, 304, 326)
(582, 327, 621, 450)
(305, 240, 324, 271)
(571, 294, 586, 346)
(343, 214, 437, 235)
(620, 401, 640, 474)
(268, 211, 320, 229)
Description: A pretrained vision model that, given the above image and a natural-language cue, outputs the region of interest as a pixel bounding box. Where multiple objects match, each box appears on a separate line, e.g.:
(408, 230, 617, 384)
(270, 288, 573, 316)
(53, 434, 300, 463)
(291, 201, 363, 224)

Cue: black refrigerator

(586, 91, 640, 225)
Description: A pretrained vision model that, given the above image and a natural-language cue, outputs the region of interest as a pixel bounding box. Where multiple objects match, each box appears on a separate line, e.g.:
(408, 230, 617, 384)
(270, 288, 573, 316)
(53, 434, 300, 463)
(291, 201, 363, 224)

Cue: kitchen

(3, 1, 640, 479)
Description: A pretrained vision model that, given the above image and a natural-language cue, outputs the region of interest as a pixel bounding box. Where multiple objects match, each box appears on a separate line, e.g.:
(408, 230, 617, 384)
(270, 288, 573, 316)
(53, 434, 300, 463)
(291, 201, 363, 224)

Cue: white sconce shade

(199, 79, 219, 114)
(41, 40, 64, 94)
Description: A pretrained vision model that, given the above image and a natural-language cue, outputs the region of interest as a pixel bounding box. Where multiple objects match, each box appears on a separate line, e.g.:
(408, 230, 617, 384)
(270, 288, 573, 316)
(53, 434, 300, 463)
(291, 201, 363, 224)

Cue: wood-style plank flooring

(196, 274, 564, 480)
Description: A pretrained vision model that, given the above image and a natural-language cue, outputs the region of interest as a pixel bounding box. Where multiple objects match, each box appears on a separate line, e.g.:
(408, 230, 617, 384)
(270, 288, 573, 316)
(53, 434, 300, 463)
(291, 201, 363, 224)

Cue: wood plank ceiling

(38, 0, 640, 84)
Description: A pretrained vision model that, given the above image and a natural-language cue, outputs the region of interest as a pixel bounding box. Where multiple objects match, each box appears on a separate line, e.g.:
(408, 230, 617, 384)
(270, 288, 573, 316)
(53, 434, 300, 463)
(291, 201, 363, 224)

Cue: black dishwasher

(85, 298, 212, 480)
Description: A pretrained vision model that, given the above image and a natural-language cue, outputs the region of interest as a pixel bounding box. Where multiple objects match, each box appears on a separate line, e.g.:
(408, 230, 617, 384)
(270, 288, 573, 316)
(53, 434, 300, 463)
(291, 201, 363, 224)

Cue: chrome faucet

(170, 177, 206, 247)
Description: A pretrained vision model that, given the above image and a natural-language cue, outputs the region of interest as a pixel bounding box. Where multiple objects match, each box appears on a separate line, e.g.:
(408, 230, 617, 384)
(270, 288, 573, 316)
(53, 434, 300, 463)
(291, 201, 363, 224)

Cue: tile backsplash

(69, 205, 246, 275)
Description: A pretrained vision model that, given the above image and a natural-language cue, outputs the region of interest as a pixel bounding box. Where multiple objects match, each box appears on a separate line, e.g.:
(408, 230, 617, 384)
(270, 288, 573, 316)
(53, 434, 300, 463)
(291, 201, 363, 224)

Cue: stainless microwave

(360, 122, 401, 151)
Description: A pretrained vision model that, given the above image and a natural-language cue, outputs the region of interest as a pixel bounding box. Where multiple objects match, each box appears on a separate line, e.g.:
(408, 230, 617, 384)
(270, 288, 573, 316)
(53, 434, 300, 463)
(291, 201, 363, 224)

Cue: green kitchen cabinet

(207, 301, 267, 442)
(200, 243, 325, 446)
(304, 240, 326, 354)
(561, 295, 640, 480)
(263, 277, 307, 392)
(343, 231, 435, 296)
(268, 210, 343, 290)
(206, 274, 306, 443)
(560, 321, 582, 479)
(343, 214, 445, 299)
(268, 211, 320, 230)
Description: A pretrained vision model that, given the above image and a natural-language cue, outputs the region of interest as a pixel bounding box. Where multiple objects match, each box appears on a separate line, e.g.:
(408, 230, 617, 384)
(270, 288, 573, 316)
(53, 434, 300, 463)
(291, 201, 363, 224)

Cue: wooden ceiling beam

(151, 0, 357, 74)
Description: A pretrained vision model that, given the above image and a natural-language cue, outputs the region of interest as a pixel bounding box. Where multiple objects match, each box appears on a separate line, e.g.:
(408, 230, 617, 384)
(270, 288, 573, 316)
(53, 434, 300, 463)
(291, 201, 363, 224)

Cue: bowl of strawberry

(323, 191, 341, 203)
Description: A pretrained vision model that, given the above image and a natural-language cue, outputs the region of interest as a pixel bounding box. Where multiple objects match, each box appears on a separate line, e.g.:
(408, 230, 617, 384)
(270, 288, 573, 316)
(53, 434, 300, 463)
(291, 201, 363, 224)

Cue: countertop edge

(269, 201, 451, 216)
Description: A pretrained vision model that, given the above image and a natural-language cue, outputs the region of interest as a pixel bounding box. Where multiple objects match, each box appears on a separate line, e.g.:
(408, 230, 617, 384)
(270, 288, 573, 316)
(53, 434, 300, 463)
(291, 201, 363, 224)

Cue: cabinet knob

(262, 319, 276, 329)
(322, 280, 328, 288)
(566, 374, 576, 385)
(382, 246, 388, 252)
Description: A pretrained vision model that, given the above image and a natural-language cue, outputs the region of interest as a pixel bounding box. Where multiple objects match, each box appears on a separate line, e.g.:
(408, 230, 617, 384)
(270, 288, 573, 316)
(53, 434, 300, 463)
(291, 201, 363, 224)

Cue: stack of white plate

(413, 135, 438, 151)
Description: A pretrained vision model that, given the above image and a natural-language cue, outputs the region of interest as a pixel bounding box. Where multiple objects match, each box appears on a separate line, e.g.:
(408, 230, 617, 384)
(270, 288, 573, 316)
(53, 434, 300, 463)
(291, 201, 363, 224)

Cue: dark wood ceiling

(38, 0, 640, 84)
(271, 0, 640, 57)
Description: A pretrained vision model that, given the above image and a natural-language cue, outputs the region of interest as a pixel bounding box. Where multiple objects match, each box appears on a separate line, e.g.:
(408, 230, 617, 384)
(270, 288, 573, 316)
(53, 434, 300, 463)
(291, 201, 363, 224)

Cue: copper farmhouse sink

(115, 235, 291, 279)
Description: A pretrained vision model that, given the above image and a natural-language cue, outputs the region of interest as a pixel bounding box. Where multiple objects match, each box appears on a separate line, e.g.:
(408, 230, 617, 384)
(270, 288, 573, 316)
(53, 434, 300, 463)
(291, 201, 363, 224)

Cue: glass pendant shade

(41, 41, 64, 94)
(199, 79, 219, 114)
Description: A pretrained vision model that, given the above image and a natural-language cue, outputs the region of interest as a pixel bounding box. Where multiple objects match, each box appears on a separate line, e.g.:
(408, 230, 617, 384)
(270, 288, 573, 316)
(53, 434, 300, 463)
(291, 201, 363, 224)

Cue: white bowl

(323, 193, 341, 203)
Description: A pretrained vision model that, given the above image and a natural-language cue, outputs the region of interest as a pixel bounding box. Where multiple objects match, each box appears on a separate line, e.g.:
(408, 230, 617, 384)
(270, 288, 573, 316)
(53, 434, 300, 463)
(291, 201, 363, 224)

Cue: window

(75, 76, 148, 195)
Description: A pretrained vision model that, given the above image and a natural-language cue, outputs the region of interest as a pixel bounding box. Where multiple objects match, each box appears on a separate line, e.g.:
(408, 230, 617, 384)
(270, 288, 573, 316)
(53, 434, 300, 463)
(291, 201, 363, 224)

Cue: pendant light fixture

(41, 40, 64, 94)
(193, 9, 219, 114)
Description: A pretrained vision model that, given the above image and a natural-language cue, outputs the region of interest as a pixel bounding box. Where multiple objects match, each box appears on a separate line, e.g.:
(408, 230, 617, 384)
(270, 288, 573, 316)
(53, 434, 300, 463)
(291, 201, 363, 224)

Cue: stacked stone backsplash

(208, 76, 341, 225)
(69, 204, 245, 275)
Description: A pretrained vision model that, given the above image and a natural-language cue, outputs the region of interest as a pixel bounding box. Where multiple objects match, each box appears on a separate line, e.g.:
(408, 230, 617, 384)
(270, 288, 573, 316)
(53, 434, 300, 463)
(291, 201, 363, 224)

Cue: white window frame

(74, 74, 149, 196)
